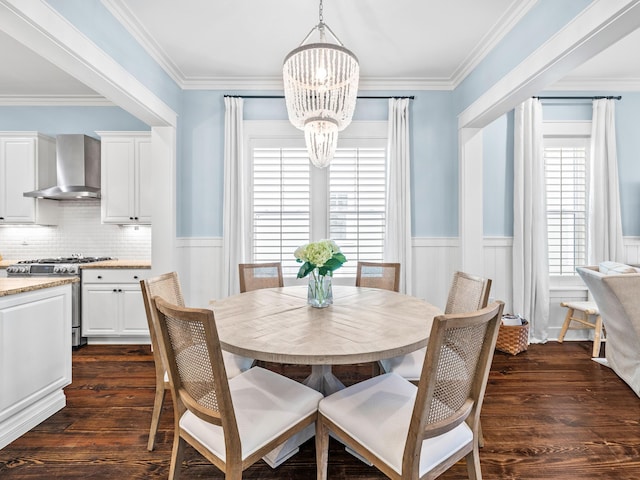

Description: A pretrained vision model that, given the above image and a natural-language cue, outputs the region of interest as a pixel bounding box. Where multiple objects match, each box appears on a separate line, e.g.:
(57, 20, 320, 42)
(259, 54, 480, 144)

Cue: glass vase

(307, 270, 333, 308)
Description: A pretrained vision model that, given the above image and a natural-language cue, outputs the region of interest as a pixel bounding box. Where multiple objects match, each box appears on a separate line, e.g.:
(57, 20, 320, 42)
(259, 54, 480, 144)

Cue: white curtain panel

(513, 98, 549, 343)
(589, 99, 624, 264)
(222, 97, 248, 297)
(384, 98, 413, 295)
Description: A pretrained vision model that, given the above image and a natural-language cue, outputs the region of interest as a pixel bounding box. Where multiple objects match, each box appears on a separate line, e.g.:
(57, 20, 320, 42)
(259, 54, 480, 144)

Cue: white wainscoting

(176, 236, 640, 341)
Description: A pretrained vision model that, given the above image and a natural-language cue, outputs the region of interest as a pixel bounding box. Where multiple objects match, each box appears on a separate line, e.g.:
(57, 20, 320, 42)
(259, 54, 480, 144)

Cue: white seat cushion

(319, 373, 472, 476)
(379, 347, 425, 381)
(180, 366, 322, 462)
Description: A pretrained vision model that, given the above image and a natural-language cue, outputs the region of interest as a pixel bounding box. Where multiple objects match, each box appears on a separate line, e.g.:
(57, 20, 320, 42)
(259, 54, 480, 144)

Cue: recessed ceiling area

(0, 1, 638, 99)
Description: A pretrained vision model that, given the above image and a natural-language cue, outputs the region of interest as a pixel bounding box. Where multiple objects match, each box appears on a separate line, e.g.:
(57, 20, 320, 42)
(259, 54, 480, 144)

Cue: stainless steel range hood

(24, 134, 101, 200)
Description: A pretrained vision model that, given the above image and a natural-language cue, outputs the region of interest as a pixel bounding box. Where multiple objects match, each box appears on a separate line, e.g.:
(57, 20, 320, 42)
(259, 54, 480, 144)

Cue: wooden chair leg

(592, 315, 603, 357)
(316, 416, 330, 480)
(168, 435, 186, 480)
(147, 383, 167, 451)
(557, 307, 574, 343)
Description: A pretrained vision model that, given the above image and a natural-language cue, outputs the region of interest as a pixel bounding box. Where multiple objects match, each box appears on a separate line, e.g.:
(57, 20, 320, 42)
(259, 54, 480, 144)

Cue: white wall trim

(484, 236, 513, 247)
(458, 0, 640, 129)
(549, 77, 640, 91)
(0, 95, 114, 106)
(177, 237, 222, 248)
(412, 237, 459, 248)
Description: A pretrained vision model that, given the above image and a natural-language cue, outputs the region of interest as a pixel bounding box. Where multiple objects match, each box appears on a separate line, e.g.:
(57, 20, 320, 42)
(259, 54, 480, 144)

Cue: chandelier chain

(319, 0, 324, 24)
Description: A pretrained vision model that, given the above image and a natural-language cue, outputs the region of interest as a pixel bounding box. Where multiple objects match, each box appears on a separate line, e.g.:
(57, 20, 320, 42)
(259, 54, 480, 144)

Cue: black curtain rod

(224, 95, 415, 100)
(533, 95, 621, 100)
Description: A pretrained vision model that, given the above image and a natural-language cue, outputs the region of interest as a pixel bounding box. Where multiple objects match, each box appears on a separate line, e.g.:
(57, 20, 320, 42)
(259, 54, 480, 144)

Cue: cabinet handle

(129, 216, 134, 220)
(133, 275, 139, 279)
(113, 288, 117, 292)
(118, 289, 123, 293)
(134, 217, 139, 220)
(97, 275, 102, 279)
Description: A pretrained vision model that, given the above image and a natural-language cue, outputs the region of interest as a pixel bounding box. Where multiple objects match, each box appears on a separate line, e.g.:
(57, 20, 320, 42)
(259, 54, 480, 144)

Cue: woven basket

(496, 319, 529, 355)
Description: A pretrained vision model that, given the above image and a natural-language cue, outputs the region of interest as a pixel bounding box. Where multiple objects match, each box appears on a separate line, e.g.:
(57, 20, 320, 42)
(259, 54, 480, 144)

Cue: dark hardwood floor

(1, 342, 639, 479)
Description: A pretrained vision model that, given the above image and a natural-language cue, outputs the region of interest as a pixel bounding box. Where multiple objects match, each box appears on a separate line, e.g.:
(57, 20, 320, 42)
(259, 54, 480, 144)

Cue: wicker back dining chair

(140, 272, 253, 451)
(238, 262, 284, 293)
(316, 301, 504, 480)
(380, 271, 492, 381)
(446, 271, 493, 316)
(152, 297, 323, 479)
(355, 261, 401, 292)
(140, 272, 184, 451)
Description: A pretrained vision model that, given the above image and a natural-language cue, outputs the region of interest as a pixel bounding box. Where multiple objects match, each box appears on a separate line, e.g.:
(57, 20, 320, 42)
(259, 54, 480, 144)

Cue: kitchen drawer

(82, 269, 148, 284)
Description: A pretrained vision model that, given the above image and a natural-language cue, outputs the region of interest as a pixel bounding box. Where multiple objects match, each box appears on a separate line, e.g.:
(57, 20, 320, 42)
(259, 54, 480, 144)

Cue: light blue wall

(482, 92, 640, 237)
(178, 90, 458, 237)
(483, 112, 514, 236)
(0, 106, 148, 138)
(39, 0, 605, 240)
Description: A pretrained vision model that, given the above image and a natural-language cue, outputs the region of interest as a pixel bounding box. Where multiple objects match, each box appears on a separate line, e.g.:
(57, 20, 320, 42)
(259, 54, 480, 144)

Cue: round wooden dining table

(211, 285, 441, 395)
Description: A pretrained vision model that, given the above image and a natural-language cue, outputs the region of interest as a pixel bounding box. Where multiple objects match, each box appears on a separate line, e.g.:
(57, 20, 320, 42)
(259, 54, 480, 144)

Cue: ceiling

(0, 0, 638, 101)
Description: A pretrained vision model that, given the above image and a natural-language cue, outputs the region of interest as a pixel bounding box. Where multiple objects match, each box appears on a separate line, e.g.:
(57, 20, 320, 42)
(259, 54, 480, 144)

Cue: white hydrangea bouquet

(294, 239, 346, 308)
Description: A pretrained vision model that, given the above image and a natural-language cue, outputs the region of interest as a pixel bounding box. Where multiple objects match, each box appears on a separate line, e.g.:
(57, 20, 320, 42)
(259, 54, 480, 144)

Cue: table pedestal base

(262, 423, 315, 468)
(263, 365, 344, 467)
(303, 364, 345, 395)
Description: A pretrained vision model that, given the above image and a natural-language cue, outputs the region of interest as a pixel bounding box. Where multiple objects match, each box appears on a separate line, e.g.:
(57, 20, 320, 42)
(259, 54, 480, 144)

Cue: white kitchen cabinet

(0, 283, 72, 449)
(97, 131, 152, 225)
(82, 269, 149, 340)
(0, 132, 58, 225)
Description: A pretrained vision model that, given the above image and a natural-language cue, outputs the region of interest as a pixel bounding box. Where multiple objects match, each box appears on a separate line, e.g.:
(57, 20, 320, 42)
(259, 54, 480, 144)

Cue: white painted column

(151, 126, 176, 275)
(459, 127, 484, 276)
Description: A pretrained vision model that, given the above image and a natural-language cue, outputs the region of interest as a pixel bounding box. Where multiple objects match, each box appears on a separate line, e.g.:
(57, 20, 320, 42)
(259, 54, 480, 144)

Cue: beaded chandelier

(283, 0, 359, 168)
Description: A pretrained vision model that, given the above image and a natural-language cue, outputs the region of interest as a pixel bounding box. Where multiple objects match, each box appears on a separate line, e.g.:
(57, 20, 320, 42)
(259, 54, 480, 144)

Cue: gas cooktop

(7, 256, 114, 276)
(15, 256, 113, 265)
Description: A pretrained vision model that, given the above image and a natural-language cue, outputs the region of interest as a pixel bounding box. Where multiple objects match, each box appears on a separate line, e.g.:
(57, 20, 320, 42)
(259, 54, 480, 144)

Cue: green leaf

(333, 252, 347, 263)
(297, 262, 315, 278)
(323, 257, 343, 271)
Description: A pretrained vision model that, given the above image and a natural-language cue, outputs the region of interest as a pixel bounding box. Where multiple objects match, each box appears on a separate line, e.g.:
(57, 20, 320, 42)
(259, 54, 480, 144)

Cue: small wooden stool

(558, 301, 605, 357)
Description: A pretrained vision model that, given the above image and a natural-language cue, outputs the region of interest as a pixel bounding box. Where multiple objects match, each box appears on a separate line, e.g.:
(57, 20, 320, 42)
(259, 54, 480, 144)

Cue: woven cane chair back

(403, 301, 504, 472)
(140, 272, 186, 451)
(154, 297, 229, 424)
(238, 262, 284, 293)
(355, 262, 401, 292)
(445, 271, 492, 314)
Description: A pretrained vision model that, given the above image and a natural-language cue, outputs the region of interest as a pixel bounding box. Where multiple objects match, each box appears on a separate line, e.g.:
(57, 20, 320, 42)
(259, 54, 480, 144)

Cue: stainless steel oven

(6, 256, 113, 348)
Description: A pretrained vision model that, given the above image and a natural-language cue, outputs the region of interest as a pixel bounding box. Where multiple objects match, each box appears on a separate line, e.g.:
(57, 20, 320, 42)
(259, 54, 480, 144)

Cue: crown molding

(0, 95, 113, 106)
(102, 0, 531, 93)
(181, 75, 456, 91)
(548, 77, 640, 91)
(450, 0, 538, 87)
(102, 0, 186, 87)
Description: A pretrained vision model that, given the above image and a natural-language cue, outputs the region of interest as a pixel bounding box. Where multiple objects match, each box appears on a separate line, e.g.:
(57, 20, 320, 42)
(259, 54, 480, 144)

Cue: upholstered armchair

(577, 262, 640, 397)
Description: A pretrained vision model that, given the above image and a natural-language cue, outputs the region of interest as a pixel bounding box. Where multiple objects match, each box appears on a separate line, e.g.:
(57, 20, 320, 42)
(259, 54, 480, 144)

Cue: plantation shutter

(329, 147, 386, 277)
(252, 147, 310, 277)
(544, 139, 588, 276)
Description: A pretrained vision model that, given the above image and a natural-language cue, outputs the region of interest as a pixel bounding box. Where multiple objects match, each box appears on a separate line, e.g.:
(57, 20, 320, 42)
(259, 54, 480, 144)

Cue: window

(543, 124, 590, 276)
(247, 121, 387, 278)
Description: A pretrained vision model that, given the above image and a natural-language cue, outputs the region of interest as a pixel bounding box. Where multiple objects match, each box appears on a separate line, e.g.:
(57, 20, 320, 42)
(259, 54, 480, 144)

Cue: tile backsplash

(0, 200, 151, 260)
